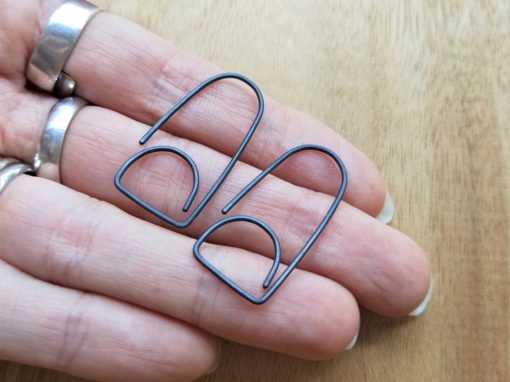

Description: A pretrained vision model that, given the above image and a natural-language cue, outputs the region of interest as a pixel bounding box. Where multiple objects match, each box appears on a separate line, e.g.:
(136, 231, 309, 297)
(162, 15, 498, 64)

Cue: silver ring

(33, 97, 87, 182)
(0, 160, 34, 195)
(0, 157, 20, 171)
(27, 0, 100, 98)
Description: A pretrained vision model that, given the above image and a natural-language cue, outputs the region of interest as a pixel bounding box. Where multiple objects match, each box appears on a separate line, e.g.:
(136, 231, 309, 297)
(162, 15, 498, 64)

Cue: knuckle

(42, 196, 106, 285)
(56, 293, 93, 372)
(145, 48, 193, 119)
(187, 256, 221, 328)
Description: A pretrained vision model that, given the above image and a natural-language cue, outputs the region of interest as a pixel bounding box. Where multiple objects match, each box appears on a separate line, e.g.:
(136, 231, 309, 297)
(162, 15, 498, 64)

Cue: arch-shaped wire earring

(115, 146, 199, 214)
(193, 144, 348, 304)
(115, 73, 264, 229)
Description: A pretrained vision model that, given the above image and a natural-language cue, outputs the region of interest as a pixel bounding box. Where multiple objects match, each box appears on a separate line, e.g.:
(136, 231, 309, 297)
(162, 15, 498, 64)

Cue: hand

(0, 1, 431, 381)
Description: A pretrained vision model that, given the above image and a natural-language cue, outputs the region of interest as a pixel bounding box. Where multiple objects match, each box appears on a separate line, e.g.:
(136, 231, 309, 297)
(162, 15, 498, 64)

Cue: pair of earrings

(115, 73, 347, 305)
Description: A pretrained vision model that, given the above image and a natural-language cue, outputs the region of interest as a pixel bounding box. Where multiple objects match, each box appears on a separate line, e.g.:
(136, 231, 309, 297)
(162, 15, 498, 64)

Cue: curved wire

(115, 146, 199, 220)
(194, 145, 348, 304)
(115, 73, 264, 228)
(193, 215, 282, 293)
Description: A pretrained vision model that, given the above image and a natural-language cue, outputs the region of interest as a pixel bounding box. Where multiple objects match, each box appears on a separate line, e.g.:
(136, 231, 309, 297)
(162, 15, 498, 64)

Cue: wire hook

(193, 144, 347, 304)
(115, 73, 264, 228)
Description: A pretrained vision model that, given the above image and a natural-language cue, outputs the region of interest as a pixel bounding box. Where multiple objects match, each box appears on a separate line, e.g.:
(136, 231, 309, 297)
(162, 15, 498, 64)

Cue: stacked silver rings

(28, 1, 98, 185)
(1, 1, 98, 193)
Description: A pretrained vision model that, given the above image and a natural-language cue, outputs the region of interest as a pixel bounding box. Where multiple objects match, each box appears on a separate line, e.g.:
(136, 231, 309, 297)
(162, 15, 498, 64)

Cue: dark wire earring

(193, 145, 347, 304)
(115, 73, 264, 228)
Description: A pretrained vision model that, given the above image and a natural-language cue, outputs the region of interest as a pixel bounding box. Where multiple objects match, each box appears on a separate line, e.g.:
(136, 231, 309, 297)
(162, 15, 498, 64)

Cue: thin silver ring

(0, 157, 19, 171)
(33, 97, 87, 182)
(27, 0, 100, 98)
(0, 160, 34, 195)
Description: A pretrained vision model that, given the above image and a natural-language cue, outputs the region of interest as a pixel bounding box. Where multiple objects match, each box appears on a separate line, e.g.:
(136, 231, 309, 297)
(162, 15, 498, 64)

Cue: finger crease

(56, 292, 93, 373)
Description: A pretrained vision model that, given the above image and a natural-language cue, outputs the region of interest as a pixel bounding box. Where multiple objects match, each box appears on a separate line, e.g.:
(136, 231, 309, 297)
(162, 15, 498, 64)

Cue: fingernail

(344, 328, 360, 350)
(376, 191, 395, 224)
(207, 340, 222, 374)
(409, 278, 433, 317)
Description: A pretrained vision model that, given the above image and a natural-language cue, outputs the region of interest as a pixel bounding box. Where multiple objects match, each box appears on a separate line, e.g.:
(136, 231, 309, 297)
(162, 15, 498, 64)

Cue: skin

(0, 1, 430, 381)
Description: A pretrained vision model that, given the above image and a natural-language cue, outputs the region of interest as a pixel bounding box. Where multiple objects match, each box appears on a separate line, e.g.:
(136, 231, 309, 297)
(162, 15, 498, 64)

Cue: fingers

(0, 86, 430, 316)
(22, 5, 385, 215)
(0, 260, 219, 382)
(0, 175, 360, 360)
(65, 107, 429, 317)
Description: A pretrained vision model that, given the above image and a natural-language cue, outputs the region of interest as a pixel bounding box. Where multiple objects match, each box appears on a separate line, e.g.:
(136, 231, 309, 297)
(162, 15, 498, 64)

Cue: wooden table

(2, 0, 508, 381)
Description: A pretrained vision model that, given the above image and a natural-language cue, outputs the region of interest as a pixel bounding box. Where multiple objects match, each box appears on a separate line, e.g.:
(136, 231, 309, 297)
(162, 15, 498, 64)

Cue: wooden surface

(2, 0, 509, 381)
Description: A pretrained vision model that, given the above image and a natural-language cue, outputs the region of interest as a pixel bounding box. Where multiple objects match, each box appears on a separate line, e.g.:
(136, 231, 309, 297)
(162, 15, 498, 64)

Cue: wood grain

(2, 0, 509, 381)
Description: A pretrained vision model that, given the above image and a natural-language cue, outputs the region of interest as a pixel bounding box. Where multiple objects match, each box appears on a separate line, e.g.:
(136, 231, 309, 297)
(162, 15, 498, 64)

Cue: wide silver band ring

(33, 97, 87, 182)
(27, 0, 100, 98)
(0, 159, 34, 195)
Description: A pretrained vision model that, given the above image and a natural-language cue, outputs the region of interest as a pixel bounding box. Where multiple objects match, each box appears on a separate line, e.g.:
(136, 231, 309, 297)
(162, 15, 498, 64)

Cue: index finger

(29, 4, 386, 216)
